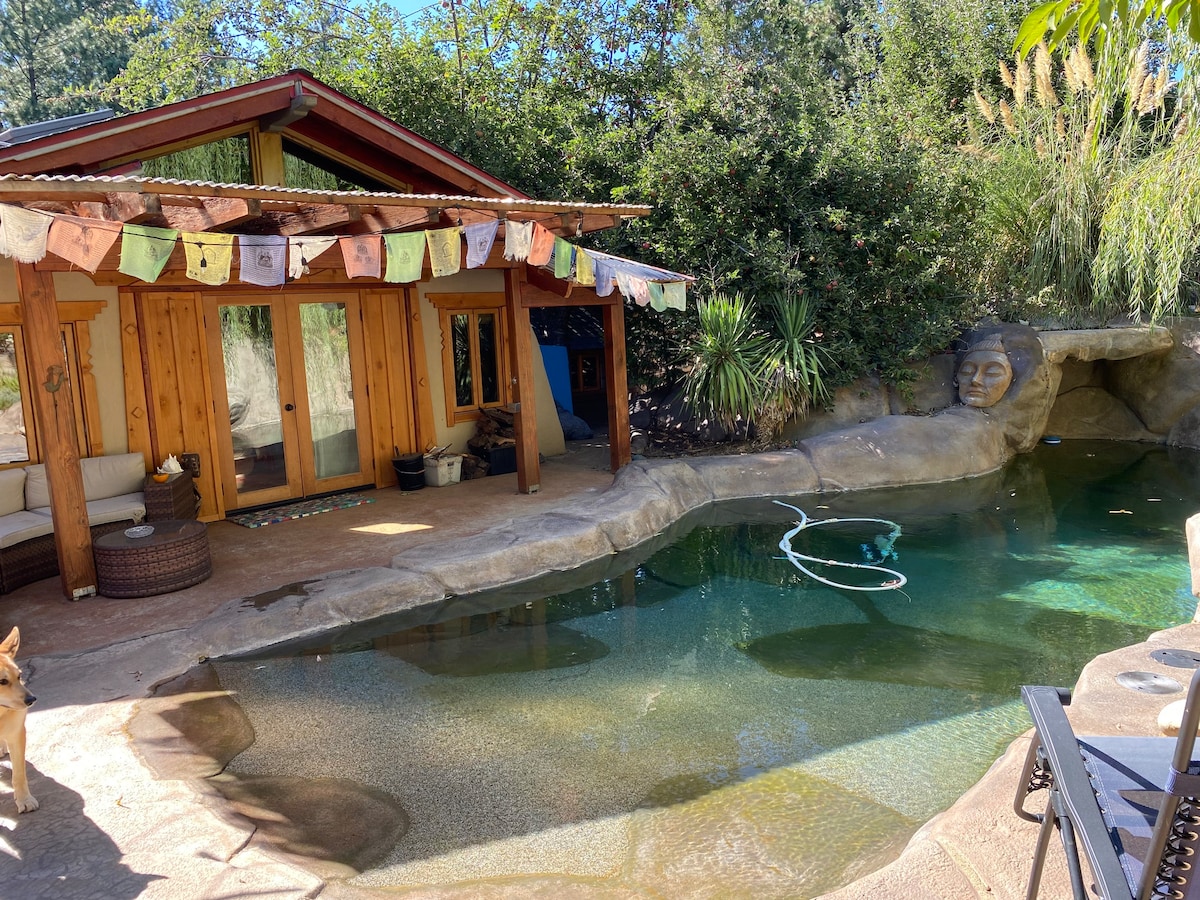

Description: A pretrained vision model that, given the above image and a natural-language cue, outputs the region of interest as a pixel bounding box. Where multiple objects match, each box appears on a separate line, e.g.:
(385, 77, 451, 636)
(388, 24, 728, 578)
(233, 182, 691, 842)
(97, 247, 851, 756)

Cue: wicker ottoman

(93, 519, 211, 598)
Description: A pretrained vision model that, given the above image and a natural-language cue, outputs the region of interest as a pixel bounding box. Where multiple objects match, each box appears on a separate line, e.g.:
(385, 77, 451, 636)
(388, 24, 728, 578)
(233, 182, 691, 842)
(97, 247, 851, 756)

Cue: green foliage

(680, 290, 830, 439)
(1016, 0, 1200, 55)
(967, 23, 1197, 322)
(1094, 127, 1200, 319)
(0, 374, 20, 412)
(758, 292, 829, 424)
(0, 0, 142, 126)
(680, 292, 766, 432)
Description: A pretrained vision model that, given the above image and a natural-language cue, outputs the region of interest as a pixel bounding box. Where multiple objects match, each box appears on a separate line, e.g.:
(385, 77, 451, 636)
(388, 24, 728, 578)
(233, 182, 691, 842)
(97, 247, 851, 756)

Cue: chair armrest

(1021, 684, 1132, 900)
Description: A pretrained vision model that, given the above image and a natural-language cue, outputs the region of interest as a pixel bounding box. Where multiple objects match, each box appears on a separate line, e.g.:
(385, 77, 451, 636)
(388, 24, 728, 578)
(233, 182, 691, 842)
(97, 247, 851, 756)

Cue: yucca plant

(757, 291, 829, 438)
(681, 292, 768, 433)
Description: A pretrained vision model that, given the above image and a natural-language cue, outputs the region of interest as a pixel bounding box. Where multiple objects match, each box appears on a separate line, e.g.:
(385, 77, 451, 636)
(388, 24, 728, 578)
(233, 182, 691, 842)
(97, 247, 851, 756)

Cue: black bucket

(392, 453, 425, 490)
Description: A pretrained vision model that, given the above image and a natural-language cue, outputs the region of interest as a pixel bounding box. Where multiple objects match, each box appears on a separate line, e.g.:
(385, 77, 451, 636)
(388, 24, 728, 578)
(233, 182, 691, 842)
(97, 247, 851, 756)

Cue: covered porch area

(1, 437, 616, 658)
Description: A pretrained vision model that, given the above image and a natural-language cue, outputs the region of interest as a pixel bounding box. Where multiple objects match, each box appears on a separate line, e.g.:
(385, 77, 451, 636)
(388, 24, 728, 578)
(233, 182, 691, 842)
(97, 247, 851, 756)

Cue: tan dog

(0, 627, 37, 812)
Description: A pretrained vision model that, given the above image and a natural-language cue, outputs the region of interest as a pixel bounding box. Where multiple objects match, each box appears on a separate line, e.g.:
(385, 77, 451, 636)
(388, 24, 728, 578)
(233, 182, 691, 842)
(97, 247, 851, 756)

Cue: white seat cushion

(29, 493, 145, 527)
(0, 510, 55, 549)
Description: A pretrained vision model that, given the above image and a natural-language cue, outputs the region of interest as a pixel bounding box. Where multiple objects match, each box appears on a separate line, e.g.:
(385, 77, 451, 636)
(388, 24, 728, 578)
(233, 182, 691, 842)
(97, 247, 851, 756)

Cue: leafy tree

(0, 0, 141, 126)
(1016, 0, 1200, 54)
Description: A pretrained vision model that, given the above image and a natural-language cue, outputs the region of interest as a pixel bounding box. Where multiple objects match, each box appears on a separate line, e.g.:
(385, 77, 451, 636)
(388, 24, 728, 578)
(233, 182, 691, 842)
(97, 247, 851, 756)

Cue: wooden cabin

(0, 71, 687, 597)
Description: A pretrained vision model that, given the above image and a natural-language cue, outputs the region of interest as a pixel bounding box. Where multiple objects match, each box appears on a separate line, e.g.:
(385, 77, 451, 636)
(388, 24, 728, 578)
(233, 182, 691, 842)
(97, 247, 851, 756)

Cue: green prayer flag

(384, 232, 426, 283)
(119, 224, 179, 282)
(553, 237, 574, 280)
(663, 281, 687, 310)
(648, 281, 667, 312)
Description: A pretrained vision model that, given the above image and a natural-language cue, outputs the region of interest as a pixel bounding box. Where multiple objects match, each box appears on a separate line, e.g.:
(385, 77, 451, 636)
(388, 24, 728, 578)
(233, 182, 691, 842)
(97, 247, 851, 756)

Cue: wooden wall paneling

(603, 301, 632, 471)
(73, 321, 104, 458)
(404, 287, 436, 453)
(189, 296, 223, 520)
(13, 264, 95, 598)
(507, 269, 540, 493)
(141, 293, 188, 461)
(361, 291, 392, 485)
(119, 289, 153, 464)
(168, 291, 219, 519)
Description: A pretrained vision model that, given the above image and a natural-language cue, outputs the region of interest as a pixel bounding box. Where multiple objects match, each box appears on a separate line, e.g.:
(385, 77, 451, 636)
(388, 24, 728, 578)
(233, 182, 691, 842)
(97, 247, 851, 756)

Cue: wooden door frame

(203, 293, 304, 510)
(284, 292, 374, 496)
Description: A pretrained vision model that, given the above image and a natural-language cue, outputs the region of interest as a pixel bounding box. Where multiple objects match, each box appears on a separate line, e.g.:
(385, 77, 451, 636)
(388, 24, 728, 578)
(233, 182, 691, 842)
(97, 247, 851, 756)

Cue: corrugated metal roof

(0, 109, 116, 147)
(0, 173, 652, 216)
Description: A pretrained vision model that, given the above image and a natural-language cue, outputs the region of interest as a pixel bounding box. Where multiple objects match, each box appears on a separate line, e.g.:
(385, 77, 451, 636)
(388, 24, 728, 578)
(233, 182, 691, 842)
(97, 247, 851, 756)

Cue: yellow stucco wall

(417, 270, 565, 457)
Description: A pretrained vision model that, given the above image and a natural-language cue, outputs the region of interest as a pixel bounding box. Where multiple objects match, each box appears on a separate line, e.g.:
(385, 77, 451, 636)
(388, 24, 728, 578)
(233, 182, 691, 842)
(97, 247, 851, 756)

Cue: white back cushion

(0, 467, 26, 517)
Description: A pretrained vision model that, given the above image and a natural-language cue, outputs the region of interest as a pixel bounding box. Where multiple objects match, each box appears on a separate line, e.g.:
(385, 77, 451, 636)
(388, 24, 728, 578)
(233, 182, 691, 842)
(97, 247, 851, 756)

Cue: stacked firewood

(462, 407, 517, 479)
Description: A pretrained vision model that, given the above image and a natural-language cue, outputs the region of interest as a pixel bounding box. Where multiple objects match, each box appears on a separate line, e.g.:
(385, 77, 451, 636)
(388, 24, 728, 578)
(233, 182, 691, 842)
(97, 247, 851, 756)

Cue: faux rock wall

(782, 321, 1200, 491)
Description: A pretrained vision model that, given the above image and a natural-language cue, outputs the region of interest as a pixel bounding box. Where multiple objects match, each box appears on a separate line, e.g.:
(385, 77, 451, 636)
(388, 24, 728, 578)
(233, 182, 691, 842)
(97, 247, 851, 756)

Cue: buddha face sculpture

(957, 338, 1013, 408)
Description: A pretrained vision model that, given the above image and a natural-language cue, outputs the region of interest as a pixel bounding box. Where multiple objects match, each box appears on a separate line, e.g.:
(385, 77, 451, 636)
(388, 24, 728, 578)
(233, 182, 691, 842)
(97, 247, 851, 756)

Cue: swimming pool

(212, 441, 1200, 896)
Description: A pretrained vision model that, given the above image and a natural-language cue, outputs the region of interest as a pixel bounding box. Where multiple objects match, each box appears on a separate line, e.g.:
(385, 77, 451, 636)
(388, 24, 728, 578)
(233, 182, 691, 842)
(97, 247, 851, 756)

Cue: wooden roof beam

(261, 202, 362, 235)
(104, 191, 161, 223)
(158, 197, 264, 232)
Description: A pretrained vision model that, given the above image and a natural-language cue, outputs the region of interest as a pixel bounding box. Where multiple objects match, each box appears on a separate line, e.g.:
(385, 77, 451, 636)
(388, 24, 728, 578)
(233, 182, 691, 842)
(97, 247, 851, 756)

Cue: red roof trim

(0, 71, 528, 199)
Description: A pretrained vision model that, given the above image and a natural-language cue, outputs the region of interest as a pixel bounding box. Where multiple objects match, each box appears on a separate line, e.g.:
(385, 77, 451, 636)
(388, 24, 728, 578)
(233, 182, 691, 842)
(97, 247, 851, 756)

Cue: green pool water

(213, 441, 1200, 896)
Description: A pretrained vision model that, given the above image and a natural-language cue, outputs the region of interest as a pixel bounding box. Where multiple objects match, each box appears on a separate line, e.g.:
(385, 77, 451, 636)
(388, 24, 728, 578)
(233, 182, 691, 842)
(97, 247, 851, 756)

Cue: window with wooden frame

(427, 293, 511, 424)
(0, 302, 105, 466)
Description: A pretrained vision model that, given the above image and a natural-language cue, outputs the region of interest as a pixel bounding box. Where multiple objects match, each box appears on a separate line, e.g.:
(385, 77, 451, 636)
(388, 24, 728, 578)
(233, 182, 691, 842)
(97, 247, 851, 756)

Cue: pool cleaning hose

(774, 500, 908, 592)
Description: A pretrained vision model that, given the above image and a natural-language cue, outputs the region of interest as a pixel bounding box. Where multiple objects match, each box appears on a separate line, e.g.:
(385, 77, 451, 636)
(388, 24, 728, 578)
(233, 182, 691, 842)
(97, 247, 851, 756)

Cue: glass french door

(205, 292, 372, 510)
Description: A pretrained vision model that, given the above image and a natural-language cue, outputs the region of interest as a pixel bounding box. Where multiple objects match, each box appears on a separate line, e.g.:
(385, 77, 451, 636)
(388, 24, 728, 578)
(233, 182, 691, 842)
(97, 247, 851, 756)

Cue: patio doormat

(228, 493, 375, 528)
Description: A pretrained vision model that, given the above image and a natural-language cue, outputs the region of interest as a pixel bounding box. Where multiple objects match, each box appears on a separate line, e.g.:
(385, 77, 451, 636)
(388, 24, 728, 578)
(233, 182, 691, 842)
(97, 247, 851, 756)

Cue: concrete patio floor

(2, 438, 1198, 898)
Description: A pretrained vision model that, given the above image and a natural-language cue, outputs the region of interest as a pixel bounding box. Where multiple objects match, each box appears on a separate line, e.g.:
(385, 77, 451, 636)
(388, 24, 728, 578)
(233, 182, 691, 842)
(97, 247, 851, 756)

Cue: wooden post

(603, 301, 632, 471)
(13, 264, 97, 598)
(506, 269, 540, 493)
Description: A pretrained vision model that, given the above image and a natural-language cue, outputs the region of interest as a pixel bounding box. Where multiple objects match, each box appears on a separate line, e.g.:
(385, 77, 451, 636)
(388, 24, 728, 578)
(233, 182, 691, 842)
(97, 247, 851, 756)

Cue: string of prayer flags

(574, 247, 595, 286)
(553, 237, 574, 280)
(239, 234, 287, 287)
(183, 232, 234, 285)
(119, 224, 179, 282)
(340, 234, 381, 279)
(503, 219, 532, 261)
(0, 202, 690, 308)
(0, 206, 51, 264)
(663, 281, 687, 311)
(464, 220, 498, 269)
(288, 236, 337, 279)
(46, 216, 121, 272)
(527, 222, 555, 267)
(426, 226, 462, 278)
(384, 232, 425, 283)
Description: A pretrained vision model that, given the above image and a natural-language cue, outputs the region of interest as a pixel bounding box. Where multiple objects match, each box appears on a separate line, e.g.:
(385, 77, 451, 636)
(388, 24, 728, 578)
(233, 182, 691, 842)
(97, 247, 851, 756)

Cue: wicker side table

(144, 472, 200, 520)
(93, 519, 211, 598)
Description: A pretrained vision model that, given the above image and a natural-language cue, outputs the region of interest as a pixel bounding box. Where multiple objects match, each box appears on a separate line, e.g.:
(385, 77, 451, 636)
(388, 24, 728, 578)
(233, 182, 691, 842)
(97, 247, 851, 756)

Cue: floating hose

(774, 500, 908, 592)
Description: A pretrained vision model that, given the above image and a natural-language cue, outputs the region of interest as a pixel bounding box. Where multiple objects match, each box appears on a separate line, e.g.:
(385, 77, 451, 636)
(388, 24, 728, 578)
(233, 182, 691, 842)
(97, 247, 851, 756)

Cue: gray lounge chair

(1015, 668, 1200, 900)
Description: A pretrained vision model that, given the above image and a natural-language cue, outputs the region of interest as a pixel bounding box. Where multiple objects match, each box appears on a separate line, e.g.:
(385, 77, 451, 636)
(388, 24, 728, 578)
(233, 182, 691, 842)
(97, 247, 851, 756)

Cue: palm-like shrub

(758, 292, 829, 435)
(681, 291, 827, 439)
(681, 292, 767, 433)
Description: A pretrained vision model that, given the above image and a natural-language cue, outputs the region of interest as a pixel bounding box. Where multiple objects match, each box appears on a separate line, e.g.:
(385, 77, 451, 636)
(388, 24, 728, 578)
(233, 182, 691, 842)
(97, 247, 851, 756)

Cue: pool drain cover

(1150, 648, 1200, 669)
(1116, 671, 1183, 694)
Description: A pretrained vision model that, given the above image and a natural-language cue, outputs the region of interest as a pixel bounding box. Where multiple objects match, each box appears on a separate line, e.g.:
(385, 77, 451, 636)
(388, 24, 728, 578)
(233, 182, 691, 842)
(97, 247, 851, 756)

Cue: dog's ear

(0, 627, 19, 658)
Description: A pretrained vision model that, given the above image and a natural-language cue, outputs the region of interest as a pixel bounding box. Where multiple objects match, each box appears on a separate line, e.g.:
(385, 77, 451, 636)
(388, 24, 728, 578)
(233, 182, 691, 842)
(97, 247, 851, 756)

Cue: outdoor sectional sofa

(0, 452, 150, 594)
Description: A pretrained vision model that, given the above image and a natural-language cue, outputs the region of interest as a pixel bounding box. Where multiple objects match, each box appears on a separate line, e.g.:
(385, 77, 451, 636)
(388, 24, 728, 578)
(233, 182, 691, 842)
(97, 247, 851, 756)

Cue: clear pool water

(213, 441, 1200, 896)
